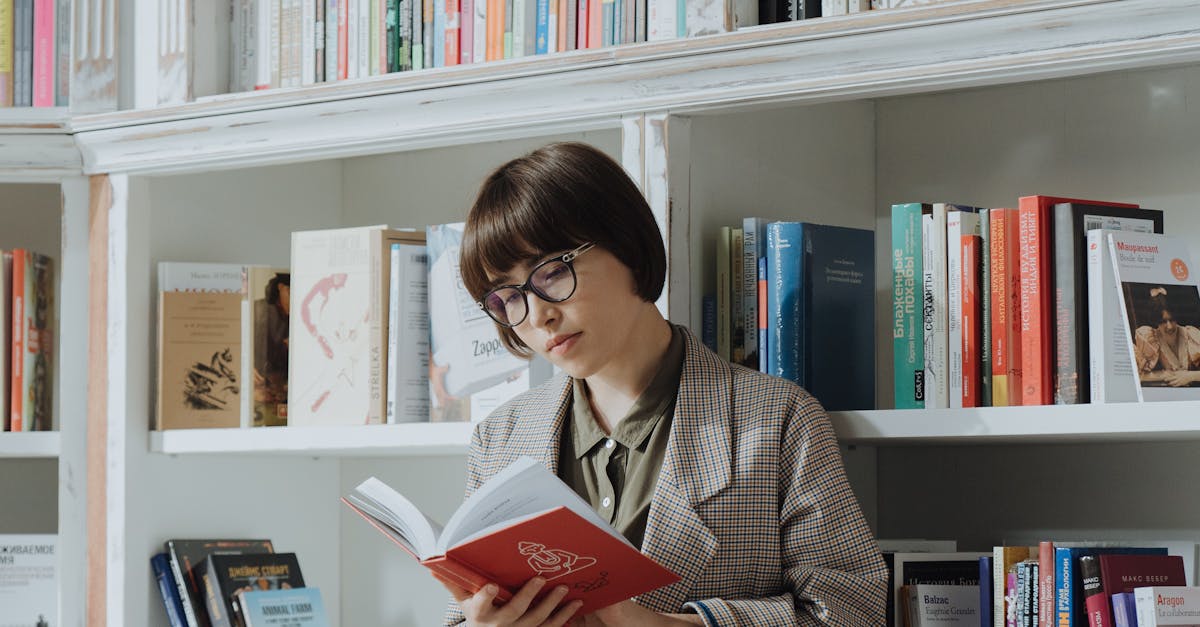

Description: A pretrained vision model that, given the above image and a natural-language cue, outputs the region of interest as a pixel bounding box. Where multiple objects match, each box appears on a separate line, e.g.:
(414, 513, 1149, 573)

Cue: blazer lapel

(499, 373, 572, 474)
(638, 328, 732, 611)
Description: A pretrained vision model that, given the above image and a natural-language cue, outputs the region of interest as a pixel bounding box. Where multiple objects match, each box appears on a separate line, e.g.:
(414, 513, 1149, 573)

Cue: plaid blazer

(445, 326, 887, 626)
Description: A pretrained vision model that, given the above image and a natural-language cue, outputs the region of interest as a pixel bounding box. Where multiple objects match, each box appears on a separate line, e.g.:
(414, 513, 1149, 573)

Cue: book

(988, 208, 1015, 407)
(289, 225, 425, 426)
(1050, 203, 1162, 404)
(765, 221, 804, 385)
(10, 249, 53, 431)
(202, 552, 306, 627)
(993, 545, 1038, 627)
(888, 551, 987, 627)
(946, 206, 982, 409)
(922, 205, 949, 409)
(1135, 586, 1200, 626)
(0, 534, 56, 627)
(1053, 544, 1168, 627)
(1112, 591, 1137, 627)
(426, 222, 529, 422)
(237, 587, 331, 627)
(342, 456, 680, 615)
(1087, 230, 1140, 403)
(716, 225, 731, 360)
(1, 251, 10, 429)
(1016, 195, 1139, 406)
(742, 216, 769, 371)
(1107, 231, 1200, 400)
(1083, 554, 1187, 627)
(165, 538, 275, 627)
(244, 267, 290, 428)
(385, 242, 430, 424)
(892, 203, 928, 409)
(152, 552, 188, 627)
(903, 584, 981, 626)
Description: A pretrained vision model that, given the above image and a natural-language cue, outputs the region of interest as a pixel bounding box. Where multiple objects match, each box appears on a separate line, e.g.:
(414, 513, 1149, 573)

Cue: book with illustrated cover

(157, 262, 247, 431)
(202, 552, 305, 627)
(289, 225, 425, 426)
(165, 538, 275, 627)
(1107, 231, 1200, 401)
(342, 456, 680, 615)
(0, 534, 56, 627)
(426, 222, 528, 422)
(243, 267, 290, 427)
(236, 587, 330, 627)
(10, 249, 53, 431)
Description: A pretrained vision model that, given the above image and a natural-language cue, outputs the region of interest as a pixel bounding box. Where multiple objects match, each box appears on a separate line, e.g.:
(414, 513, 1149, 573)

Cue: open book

(342, 456, 680, 614)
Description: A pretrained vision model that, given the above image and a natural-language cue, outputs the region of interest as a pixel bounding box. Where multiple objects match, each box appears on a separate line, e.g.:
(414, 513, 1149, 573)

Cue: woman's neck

(582, 307, 673, 434)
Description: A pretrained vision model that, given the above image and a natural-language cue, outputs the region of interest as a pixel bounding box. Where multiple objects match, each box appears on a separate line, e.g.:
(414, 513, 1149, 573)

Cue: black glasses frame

(478, 242, 596, 327)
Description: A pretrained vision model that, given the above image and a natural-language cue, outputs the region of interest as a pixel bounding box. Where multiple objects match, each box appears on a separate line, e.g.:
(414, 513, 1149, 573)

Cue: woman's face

(1159, 309, 1179, 339)
(501, 246, 647, 379)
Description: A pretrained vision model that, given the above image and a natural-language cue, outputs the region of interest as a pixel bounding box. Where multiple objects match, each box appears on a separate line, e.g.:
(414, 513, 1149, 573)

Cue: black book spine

(1053, 203, 1082, 404)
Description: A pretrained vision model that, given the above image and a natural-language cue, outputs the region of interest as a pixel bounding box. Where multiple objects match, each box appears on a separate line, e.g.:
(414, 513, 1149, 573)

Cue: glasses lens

(531, 261, 576, 302)
(484, 287, 526, 326)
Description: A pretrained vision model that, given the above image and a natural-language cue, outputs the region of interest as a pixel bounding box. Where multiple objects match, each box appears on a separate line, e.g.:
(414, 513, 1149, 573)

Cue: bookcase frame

(3, 0, 1200, 624)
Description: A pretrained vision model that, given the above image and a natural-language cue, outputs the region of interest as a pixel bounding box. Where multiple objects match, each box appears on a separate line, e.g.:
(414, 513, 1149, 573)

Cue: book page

(440, 456, 627, 553)
(351, 477, 444, 559)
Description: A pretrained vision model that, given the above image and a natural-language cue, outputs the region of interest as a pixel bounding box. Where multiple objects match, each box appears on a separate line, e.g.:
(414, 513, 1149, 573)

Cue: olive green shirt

(558, 324, 685, 550)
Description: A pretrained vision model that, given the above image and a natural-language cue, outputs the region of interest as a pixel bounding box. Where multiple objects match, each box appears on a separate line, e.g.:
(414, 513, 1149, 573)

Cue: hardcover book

(891, 203, 929, 409)
(426, 222, 529, 422)
(1051, 544, 1168, 627)
(237, 587, 331, 626)
(0, 534, 56, 627)
(202, 552, 306, 627)
(244, 267, 290, 427)
(10, 249, 53, 431)
(165, 538, 275, 627)
(342, 456, 680, 615)
(903, 584, 981, 626)
(1107, 231, 1200, 400)
(887, 551, 987, 627)
(1135, 586, 1200, 626)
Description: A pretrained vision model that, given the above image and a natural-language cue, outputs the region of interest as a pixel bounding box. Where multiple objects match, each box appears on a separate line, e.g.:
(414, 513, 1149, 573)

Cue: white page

(351, 477, 444, 558)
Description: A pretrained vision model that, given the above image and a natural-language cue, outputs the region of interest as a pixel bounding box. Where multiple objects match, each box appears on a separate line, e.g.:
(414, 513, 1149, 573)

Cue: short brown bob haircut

(460, 141, 667, 358)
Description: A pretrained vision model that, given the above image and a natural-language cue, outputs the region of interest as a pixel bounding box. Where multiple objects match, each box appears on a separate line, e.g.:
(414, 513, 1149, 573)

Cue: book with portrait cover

(165, 538, 275, 627)
(1107, 231, 1200, 401)
(426, 222, 528, 422)
(342, 456, 680, 615)
(242, 267, 291, 427)
(202, 552, 305, 627)
(0, 534, 56, 627)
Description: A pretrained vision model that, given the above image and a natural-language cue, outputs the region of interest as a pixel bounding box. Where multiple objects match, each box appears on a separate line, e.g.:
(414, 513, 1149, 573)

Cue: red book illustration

(343, 457, 680, 615)
(1016, 196, 1138, 406)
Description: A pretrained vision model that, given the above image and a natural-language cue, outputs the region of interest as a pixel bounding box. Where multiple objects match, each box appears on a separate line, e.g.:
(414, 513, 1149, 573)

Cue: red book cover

(961, 234, 981, 407)
(10, 250, 25, 431)
(445, 0, 461, 66)
(1037, 541, 1054, 627)
(988, 209, 1011, 406)
(1016, 196, 1137, 406)
(1099, 553, 1186, 594)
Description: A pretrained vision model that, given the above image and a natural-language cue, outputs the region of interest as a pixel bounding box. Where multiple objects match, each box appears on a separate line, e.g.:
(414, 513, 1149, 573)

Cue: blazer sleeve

(443, 425, 488, 627)
(684, 394, 889, 626)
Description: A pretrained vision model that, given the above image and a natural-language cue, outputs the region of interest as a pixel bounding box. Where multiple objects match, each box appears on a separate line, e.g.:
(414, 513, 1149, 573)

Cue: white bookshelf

(2, 0, 1200, 625)
(0, 432, 62, 458)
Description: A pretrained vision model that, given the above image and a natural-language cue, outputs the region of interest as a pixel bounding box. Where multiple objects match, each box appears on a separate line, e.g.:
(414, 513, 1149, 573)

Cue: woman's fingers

(540, 598, 585, 627)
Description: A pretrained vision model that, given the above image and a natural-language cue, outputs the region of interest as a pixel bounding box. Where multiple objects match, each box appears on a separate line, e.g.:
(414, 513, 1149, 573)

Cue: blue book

(150, 553, 187, 627)
(757, 256, 768, 373)
(1112, 591, 1137, 627)
(238, 588, 331, 627)
(534, 0, 550, 53)
(766, 222, 806, 385)
(1055, 545, 1168, 627)
(891, 203, 928, 409)
(803, 223, 875, 411)
(979, 556, 992, 627)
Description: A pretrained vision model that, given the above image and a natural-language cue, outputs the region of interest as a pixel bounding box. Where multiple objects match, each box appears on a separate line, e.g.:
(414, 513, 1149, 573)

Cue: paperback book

(202, 552, 306, 627)
(1135, 586, 1200, 626)
(0, 534, 57, 627)
(236, 587, 330, 626)
(342, 456, 680, 615)
(243, 267, 291, 427)
(165, 538, 275, 627)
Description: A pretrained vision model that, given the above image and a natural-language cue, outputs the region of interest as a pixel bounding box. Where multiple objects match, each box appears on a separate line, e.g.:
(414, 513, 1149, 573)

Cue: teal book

(891, 203, 928, 409)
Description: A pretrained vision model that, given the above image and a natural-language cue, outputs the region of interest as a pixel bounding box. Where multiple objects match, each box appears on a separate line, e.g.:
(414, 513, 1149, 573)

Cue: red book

(1016, 196, 1137, 406)
(988, 209, 1012, 406)
(343, 458, 680, 615)
(10, 250, 26, 431)
(961, 234, 981, 407)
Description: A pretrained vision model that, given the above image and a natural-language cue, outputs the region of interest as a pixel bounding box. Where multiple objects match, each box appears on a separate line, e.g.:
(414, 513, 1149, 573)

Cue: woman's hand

(1163, 370, 1200, 387)
(438, 575, 583, 627)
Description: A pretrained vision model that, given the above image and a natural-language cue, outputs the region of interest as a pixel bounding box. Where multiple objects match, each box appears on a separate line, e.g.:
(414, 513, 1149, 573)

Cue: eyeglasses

(478, 242, 596, 328)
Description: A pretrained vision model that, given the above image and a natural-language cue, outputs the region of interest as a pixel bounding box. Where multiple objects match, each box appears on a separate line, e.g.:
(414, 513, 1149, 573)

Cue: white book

(905, 584, 980, 626)
(386, 243, 430, 423)
(1088, 229, 1140, 403)
(889, 551, 988, 627)
(1136, 586, 1200, 626)
(472, 0, 487, 62)
(945, 208, 980, 409)
(1107, 231, 1200, 401)
(646, 0, 676, 42)
(0, 534, 58, 627)
(426, 223, 528, 423)
(158, 262, 246, 292)
(302, 0, 317, 84)
(921, 205, 949, 409)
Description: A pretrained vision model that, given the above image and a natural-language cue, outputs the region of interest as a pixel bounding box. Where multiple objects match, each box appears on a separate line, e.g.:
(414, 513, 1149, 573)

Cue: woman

(440, 142, 887, 626)
(1134, 286, 1200, 387)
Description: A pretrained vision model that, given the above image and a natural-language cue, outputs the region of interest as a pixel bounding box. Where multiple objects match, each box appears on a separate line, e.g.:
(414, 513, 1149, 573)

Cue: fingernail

(485, 584, 499, 595)
(556, 585, 570, 595)
(532, 577, 546, 587)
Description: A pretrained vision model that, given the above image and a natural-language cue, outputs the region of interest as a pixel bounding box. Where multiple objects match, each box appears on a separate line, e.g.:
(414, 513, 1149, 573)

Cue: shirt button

(602, 497, 612, 508)
(605, 439, 615, 449)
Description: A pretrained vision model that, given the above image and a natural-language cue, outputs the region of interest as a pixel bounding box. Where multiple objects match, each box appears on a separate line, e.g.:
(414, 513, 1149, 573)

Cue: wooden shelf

(71, 0, 1200, 176)
(0, 431, 61, 458)
(0, 107, 71, 130)
(831, 401, 1200, 445)
(149, 422, 476, 456)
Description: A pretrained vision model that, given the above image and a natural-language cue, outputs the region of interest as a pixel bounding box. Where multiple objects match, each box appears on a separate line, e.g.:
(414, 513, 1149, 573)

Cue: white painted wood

(622, 113, 675, 318)
(104, 173, 129, 627)
(71, 0, 119, 113)
(0, 108, 71, 127)
(150, 423, 476, 456)
(70, 0, 1200, 175)
(57, 176, 89, 627)
(0, 134, 83, 182)
(0, 432, 61, 457)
